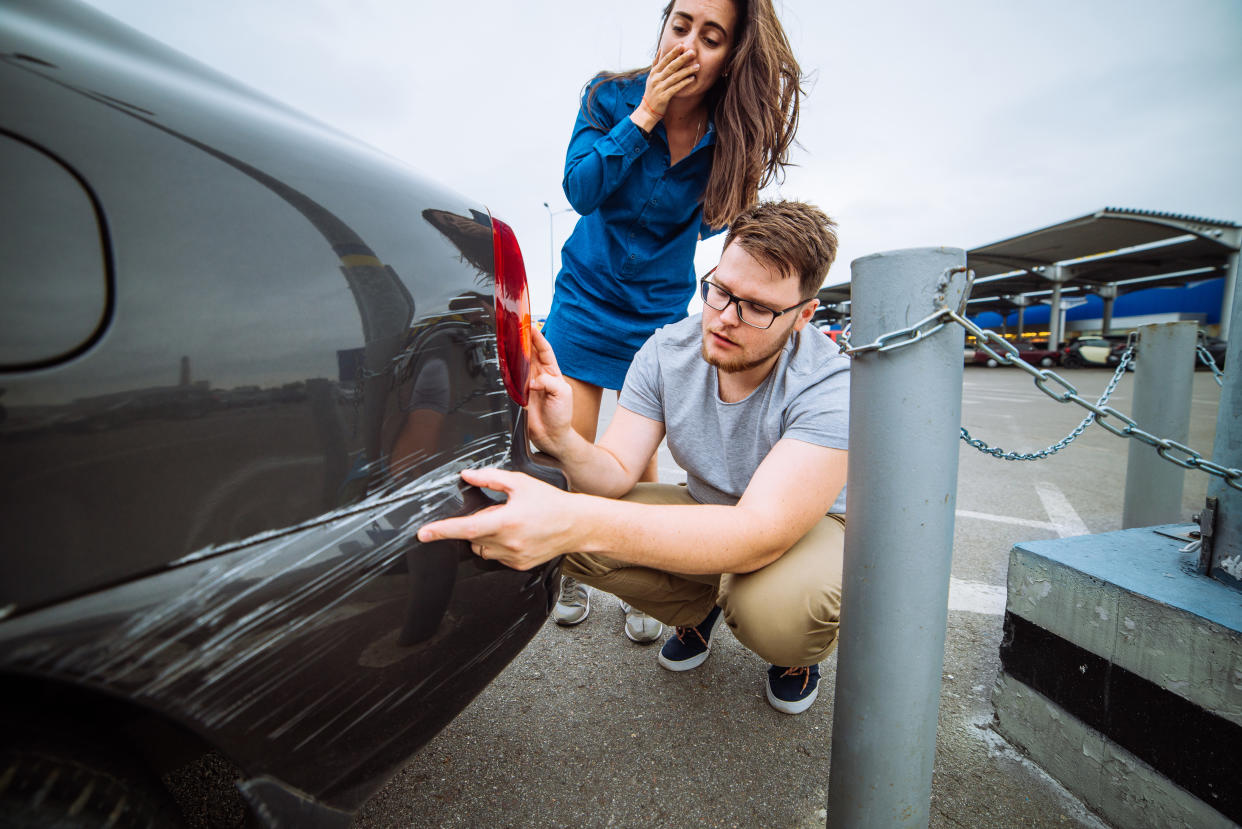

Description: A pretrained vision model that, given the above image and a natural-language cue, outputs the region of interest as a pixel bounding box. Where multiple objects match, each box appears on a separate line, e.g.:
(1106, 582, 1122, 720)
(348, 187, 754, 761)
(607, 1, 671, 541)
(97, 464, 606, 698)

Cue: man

(418, 200, 848, 714)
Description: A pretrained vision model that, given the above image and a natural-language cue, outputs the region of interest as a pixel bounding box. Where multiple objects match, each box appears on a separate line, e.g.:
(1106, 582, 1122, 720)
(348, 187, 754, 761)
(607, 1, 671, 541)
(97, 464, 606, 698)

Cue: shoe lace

(673, 623, 709, 648)
(780, 666, 811, 693)
(558, 578, 583, 606)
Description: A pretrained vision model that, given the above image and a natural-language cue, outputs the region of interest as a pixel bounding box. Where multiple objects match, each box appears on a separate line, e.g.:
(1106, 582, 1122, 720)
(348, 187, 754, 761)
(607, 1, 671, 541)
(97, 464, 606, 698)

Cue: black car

(1199, 336, 1228, 371)
(0, 2, 563, 826)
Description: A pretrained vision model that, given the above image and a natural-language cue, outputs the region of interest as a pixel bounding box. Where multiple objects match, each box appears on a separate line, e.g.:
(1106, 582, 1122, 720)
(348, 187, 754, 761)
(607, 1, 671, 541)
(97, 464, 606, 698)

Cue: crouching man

(418, 200, 848, 714)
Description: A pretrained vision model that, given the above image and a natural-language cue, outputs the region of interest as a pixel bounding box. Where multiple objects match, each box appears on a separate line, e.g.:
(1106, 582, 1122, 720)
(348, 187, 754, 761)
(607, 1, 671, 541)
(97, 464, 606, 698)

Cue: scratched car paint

(0, 1, 563, 826)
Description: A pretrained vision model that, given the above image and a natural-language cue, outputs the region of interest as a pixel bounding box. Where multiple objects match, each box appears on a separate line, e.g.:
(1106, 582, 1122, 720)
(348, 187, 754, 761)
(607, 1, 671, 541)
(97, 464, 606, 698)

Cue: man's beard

(701, 328, 790, 374)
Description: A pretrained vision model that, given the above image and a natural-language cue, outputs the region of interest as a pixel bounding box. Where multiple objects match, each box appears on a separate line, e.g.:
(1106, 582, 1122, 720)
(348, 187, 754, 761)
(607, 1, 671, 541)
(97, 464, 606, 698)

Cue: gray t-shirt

(619, 314, 849, 513)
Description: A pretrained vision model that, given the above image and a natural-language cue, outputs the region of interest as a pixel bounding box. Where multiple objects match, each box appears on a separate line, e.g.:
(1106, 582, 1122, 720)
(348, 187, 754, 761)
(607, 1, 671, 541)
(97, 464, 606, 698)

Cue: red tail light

(491, 216, 531, 407)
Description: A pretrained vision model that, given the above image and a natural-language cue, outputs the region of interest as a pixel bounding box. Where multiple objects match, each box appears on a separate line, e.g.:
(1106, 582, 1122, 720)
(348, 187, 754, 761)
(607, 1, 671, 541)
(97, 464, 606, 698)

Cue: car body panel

(0, 0, 563, 819)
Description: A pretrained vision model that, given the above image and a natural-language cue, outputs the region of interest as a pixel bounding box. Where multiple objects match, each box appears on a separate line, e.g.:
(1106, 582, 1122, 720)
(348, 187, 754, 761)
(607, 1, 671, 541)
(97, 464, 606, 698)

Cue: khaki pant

(561, 483, 845, 667)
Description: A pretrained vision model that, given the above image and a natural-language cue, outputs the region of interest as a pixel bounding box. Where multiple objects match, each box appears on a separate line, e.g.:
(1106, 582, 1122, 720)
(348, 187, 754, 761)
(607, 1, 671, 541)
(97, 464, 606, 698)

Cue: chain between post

(1196, 331, 1225, 387)
(839, 290, 1240, 491)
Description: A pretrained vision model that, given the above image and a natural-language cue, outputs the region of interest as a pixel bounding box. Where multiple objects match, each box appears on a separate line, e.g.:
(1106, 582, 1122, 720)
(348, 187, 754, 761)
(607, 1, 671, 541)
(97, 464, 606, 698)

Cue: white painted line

(1035, 481, 1090, 538)
(962, 394, 1036, 404)
(955, 509, 1059, 531)
(949, 577, 1006, 615)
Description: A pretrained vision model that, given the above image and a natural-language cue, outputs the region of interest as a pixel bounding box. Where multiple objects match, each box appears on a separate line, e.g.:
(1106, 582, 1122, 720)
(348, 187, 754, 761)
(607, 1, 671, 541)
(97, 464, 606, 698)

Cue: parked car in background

(1199, 336, 1228, 370)
(1, 2, 563, 826)
(970, 340, 1060, 368)
(816, 325, 844, 344)
(1061, 336, 1126, 368)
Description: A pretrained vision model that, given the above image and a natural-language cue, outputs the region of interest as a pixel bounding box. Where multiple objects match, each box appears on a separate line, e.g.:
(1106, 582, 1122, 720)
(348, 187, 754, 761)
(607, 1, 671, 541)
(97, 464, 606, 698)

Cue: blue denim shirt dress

(542, 73, 724, 390)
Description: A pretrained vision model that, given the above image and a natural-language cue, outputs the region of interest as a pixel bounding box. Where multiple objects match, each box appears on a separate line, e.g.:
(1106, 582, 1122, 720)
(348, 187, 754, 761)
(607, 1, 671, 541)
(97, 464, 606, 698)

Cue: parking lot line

(1035, 481, 1091, 537)
(948, 577, 1007, 615)
(955, 509, 1059, 532)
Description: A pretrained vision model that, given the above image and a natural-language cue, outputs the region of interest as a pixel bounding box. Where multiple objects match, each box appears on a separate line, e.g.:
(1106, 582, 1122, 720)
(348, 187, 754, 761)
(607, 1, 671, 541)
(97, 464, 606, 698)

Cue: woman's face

(656, 0, 738, 99)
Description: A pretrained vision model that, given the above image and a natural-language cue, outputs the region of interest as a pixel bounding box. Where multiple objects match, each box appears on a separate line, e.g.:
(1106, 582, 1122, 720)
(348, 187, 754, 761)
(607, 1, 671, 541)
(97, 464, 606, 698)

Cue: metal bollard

(827, 248, 968, 829)
(1206, 282, 1242, 581)
(1121, 321, 1198, 528)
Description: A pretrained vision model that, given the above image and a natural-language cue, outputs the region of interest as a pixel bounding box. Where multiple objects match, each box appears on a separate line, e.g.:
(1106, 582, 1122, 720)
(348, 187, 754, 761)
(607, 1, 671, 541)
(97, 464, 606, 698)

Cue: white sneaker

(553, 576, 590, 625)
(619, 600, 663, 643)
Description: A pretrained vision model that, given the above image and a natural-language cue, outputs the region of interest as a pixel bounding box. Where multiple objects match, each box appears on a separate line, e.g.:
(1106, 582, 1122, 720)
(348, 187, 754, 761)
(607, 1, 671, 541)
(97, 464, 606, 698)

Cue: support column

(827, 247, 967, 829)
(1098, 284, 1118, 336)
(1013, 297, 1027, 339)
(1036, 265, 1071, 347)
(1049, 281, 1063, 347)
(1121, 322, 1197, 529)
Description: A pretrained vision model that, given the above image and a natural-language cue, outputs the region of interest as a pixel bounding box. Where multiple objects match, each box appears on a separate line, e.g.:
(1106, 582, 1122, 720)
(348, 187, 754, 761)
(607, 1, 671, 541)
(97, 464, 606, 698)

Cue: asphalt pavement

(355, 366, 1223, 828)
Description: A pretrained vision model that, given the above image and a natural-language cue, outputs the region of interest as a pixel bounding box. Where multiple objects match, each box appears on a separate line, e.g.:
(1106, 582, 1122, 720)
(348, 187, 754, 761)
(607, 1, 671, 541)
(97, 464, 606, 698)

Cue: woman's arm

(562, 48, 700, 215)
(561, 77, 652, 215)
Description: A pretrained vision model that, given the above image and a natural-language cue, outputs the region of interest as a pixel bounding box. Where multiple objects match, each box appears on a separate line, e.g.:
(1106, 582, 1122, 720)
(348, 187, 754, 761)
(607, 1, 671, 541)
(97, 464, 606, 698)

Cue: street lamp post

(543, 201, 574, 299)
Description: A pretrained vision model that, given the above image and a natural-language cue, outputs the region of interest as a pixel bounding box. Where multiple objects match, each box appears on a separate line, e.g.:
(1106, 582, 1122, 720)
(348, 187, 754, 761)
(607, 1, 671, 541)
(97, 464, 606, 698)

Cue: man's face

(700, 242, 817, 374)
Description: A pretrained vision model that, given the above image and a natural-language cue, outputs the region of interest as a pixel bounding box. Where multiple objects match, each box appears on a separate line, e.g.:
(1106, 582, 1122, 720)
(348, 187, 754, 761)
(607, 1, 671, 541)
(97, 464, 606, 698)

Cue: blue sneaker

(766, 664, 820, 714)
(657, 605, 723, 671)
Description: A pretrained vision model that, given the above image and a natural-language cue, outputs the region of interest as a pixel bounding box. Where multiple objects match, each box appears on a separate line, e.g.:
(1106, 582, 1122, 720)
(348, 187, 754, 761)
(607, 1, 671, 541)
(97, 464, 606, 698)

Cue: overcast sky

(84, 0, 1242, 314)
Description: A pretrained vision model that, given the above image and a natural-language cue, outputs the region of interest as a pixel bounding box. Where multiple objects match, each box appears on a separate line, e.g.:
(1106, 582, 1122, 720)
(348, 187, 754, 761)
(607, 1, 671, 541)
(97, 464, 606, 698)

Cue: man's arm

(526, 326, 664, 497)
(416, 438, 847, 575)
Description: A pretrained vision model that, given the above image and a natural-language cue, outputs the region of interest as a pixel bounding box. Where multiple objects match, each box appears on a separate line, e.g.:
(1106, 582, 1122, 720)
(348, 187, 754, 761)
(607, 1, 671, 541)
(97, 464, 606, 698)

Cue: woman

(544, 0, 803, 638)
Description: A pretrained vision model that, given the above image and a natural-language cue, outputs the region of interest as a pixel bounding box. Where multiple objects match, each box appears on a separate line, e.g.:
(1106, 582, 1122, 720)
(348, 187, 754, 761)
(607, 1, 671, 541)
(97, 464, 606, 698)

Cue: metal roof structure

(968, 208, 1237, 278)
(818, 208, 1241, 341)
(813, 283, 852, 325)
(968, 208, 1240, 344)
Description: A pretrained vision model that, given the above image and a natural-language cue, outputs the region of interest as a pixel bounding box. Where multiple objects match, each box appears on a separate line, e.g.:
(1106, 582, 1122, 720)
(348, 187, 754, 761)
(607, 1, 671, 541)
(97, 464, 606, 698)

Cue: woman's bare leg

(563, 375, 603, 443)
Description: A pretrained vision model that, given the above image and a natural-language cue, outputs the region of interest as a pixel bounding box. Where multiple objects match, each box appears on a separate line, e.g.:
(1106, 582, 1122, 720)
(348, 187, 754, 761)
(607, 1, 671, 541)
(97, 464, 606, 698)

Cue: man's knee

(721, 573, 842, 666)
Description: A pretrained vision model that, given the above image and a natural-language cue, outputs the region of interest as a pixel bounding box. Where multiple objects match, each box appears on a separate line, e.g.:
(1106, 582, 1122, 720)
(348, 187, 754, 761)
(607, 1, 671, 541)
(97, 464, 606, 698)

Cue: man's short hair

(723, 200, 838, 299)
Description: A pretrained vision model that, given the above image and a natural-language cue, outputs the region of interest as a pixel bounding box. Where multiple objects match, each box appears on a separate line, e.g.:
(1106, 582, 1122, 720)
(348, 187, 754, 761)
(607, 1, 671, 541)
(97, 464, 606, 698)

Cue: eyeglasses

(699, 268, 813, 330)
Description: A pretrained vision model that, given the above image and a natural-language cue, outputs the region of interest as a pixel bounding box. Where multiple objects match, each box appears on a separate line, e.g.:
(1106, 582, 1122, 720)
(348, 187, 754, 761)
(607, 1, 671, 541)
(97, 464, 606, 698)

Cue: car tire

(0, 742, 184, 829)
(1039, 357, 1054, 367)
(1063, 354, 1084, 369)
(986, 358, 999, 368)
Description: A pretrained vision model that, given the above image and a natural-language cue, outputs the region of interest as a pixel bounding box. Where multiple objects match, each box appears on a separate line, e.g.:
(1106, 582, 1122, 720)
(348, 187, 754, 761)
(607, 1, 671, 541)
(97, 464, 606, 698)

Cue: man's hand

(526, 326, 576, 455)
(416, 467, 579, 571)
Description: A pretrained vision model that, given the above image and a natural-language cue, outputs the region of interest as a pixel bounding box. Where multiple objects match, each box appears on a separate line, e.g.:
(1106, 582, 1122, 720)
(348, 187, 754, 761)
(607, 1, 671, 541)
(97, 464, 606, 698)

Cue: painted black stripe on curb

(1000, 611, 1241, 823)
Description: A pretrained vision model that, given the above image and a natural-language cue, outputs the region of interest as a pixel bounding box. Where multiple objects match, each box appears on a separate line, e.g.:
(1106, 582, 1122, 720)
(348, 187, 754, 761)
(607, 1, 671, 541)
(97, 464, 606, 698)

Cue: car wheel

(1040, 357, 1054, 367)
(0, 743, 184, 828)
(986, 358, 999, 368)
(1063, 354, 1084, 369)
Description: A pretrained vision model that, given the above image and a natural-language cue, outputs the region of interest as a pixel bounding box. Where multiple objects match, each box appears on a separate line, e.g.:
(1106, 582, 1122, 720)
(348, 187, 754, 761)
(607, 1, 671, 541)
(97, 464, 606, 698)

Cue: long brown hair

(585, 0, 803, 230)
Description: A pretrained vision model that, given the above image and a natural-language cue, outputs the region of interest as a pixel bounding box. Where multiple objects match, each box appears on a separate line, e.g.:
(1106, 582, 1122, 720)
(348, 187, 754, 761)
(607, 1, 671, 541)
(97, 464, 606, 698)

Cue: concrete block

(993, 673, 1235, 829)
(1007, 524, 1242, 726)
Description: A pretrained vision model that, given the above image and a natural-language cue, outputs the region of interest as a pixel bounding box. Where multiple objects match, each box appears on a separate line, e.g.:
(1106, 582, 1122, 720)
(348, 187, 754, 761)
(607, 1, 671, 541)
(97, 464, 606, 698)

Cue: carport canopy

(966, 207, 1240, 344)
(818, 207, 1240, 343)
